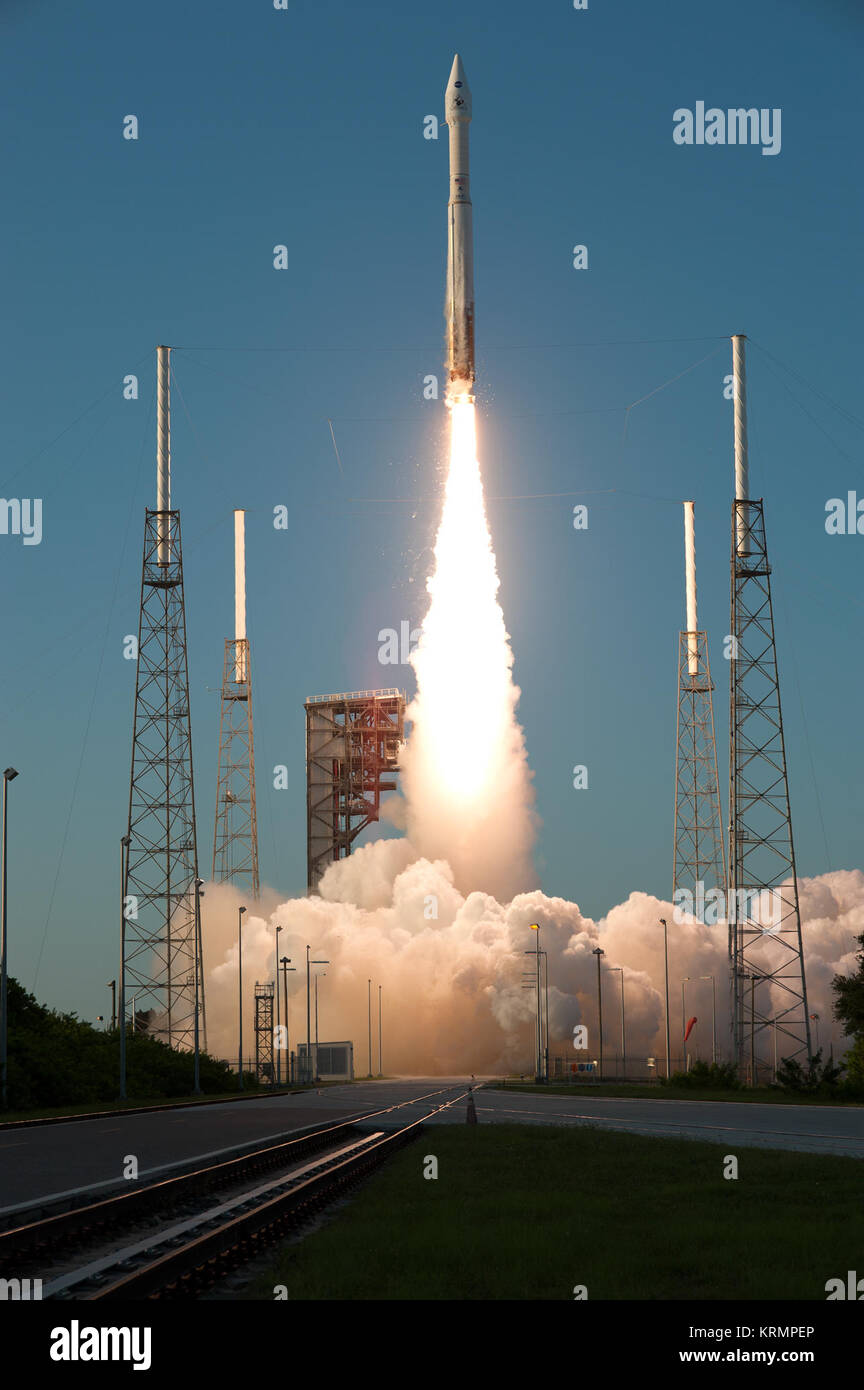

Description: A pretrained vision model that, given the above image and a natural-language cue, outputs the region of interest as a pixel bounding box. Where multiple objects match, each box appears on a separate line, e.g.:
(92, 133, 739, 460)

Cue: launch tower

(727, 334, 811, 1081)
(122, 346, 203, 1050)
(305, 689, 405, 893)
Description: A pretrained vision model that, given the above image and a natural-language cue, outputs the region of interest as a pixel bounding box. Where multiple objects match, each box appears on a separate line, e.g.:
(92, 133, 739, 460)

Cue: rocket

(445, 54, 474, 391)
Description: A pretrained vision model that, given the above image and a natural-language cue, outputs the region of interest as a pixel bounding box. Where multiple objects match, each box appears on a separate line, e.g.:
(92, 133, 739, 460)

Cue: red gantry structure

(305, 689, 405, 893)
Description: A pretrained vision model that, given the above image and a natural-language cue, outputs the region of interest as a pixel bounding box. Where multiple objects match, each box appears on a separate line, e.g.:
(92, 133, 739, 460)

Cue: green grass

(492, 1081, 863, 1106)
(250, 1124, 863, 1300)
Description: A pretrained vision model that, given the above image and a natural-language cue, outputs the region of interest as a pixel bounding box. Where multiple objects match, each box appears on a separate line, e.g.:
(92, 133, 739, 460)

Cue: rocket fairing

(445, 54, 474, 391)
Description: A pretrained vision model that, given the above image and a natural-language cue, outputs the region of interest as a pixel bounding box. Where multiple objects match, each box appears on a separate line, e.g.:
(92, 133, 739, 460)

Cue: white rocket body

(445, 54, 474, 390)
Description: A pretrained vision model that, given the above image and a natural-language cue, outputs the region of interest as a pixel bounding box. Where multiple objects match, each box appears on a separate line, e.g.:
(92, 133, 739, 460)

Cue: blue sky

(1, 0, 861, 1024)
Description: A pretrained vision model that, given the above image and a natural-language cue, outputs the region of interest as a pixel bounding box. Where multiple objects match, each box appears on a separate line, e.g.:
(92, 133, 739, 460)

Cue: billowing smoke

(202, 861, 860, 1071)
(201, 396, 858, 1073)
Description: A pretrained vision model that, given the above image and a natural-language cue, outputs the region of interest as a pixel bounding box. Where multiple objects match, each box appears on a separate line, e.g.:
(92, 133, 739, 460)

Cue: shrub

(668, 1060, 741, 1090)
(5, 976, 242, 1111)
(775, 1048, 843, 1094)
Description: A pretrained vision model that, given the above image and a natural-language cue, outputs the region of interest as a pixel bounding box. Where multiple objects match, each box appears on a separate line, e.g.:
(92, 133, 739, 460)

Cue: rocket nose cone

(445, 52, 471, 121)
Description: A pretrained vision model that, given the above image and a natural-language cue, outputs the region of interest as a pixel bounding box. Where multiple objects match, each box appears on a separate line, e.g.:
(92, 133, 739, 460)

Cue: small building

(297, 1040, 354, 1083)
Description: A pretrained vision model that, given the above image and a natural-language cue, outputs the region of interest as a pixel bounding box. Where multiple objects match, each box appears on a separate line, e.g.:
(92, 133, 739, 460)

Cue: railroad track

(0, 1083, 475, 1300)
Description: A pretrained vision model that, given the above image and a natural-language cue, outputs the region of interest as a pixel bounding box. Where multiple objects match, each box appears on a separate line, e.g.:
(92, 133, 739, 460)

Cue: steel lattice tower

(673, 503, 726, 911)
(212, 511, 259, 895)
(254, 982, 274, 1084)
(122, 346, 204, 1051)
(728, 335, 811, 1081)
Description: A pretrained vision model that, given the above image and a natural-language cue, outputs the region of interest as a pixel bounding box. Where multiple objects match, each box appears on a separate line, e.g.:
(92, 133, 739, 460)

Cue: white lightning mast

(234, 509, 247, 683)
(213, 509, 259, 897)
(673, 499, 726, 946)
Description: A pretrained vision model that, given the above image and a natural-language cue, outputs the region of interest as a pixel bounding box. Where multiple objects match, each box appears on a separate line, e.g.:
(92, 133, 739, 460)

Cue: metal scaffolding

(728, 336, 811, 1080)
(305, 689, 405, 893)
(212, 637, 260, 895)
(254, 982, 274, 1084)
(122, 349, 203, 1050)
(674, 630, 726, 905)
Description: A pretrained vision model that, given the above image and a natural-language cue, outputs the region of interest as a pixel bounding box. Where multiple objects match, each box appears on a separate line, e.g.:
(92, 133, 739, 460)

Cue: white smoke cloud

(201, 853, 859, 1073)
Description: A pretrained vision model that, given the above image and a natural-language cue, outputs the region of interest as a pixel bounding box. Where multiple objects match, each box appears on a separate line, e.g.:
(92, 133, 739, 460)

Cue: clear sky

(1, 0, 861, 1025)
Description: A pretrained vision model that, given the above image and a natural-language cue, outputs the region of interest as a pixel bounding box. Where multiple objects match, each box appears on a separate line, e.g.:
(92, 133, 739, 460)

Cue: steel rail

(0, 1083, 463, 1264)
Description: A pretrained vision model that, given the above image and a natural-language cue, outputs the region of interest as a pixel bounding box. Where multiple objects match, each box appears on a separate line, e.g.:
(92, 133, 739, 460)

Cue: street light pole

(681, 978, 688, 1047)
(592, 946, 605, 1080)
(699, 975, 716, 1064)
(280, 956, 295, 1082)
(543, 949, 549, 1081)
(237, 906, 246, 1089)
(810, 1012, 821, 1054)
(682, 976, 690, 1071)
(378, 983, 383, 1077)
(367, 978, 372, 1078)
(193, 879, 204, 1094)
(528, 924, 542, 1082)
(107, 980, 116, 1031)
(306, 947, 328, 1083)
(659, 919, 671, 1080)
(750, 973, 762, 1087)
(0, 768, 18, 1109)
(608, 966, 625, 1078)
(274, 925, 283, 1086)
(314, 973, 326, 1081)
(119, 833, 130, 1100)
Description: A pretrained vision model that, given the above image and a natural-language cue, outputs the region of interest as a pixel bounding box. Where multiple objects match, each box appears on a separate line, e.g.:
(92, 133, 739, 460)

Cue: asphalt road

(0, 1080, 460, 1214)
(449, 1087, 864, 1158)
(1, 1078, 861, 1213)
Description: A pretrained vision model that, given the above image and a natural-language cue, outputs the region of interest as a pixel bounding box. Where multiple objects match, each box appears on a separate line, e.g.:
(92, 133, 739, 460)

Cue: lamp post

(608, 965, 625, 1077)
(526, 924, 543, 1082)
(681, 977, 688, 1046)
(378, 983, 383, 1077)
(314, 972, 326, 1081)
(658, 919, 671, 1080)
(592, 946, 605, 1079)
(682, 976, 691, 1071)
(274, 925, 283, 1086)
(280, 955, 295, 1083)
(306, 947, 328, 1084)
(237, 906, 246, 1089)
(542, 948, 549, 1081)
(367, 978, 372, 1078)
(0, 768, 17, 1109)
(119, 833, 131, 1100)
(107, 980, 116, 1031)
(743, 972, 764, 1086)
(699, 974, 716, 1064)
(193, 878, 204, 1094)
